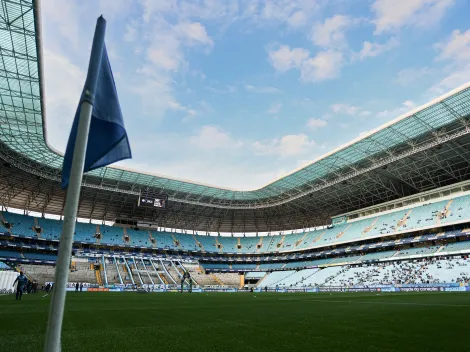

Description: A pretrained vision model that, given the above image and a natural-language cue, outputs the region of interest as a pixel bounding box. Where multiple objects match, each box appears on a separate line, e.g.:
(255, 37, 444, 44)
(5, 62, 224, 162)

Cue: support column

(239, 274, 245, 288)
(101, 255, 108, 287)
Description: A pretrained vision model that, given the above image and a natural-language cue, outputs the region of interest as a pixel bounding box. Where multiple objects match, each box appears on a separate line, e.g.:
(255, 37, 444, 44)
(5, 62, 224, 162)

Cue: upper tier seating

(2, 192, 470, 254)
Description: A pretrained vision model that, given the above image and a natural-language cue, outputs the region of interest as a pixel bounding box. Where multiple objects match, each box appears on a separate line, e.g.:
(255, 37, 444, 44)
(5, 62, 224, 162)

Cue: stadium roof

(1, 0, 470, 232)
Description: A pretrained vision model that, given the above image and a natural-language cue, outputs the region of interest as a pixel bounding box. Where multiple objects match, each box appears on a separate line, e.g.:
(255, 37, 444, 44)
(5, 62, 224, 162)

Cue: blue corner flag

(61, 43, 131, 189)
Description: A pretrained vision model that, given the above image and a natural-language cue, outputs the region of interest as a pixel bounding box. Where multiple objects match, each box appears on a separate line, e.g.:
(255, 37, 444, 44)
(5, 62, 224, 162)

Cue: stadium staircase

(214, 237, 224, 253)
(131, 258, 144, 285)
(171, 234, 181, 248)
(335, 224, 351, 240)
(295, 269, 320, 286)
(33, 217, 41, 238)
(95, 267, 103, 286)
(68, 262, 95, 283)
(237, 238, 242, 253)
(256, 237, 263, 253)
(277, 234, 286, 249)
(148, 260, 165, 285)
(192, 235, 205, 252)
(404, 265, 424, 284)
(294, 232, 308, 247)
(148, 231, 156, 248)
(0, 212, 12, 235)
(158, 273, 168, 284)
(140, 259, 155, 285)
(122, 260, 135, 285)
(312, 230, 326, 244)
(362, 217, 379, 236)
(256, 273, 268, 287)
(271, 270, 297, 287)
(397, 210, 412, 229)
(105, 258, 123, 284)
(95, 225, 101, 244)
(168, 261, 186, 284)
(436, 200, 453, 226)
(122, 228, 129, 244)
(211, 274, 225, 286)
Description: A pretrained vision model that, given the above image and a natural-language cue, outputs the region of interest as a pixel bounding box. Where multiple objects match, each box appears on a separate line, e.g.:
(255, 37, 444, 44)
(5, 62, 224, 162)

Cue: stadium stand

(3, 192, 470, 256)
(255, 256, 470, 288)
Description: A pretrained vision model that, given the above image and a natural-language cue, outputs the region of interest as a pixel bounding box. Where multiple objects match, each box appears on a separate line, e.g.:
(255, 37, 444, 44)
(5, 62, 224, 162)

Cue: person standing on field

(13, 271, 28, 300)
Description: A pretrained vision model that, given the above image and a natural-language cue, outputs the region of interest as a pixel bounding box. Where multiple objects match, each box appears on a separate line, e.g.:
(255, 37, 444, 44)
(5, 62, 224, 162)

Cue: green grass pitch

(1, 292, 469, 351)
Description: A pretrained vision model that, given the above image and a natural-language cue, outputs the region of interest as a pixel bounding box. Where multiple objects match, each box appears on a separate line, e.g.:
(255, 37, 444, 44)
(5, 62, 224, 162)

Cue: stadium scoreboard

(138, 190, 168, 209)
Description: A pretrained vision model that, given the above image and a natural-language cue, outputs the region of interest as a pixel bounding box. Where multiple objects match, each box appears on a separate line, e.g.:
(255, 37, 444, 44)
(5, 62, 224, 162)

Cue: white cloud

(145, 20, 213, 73)
(268, 45, 309, 72)
(331, 103, 360, 115)
(372, 0, 455, 34)
(330, 104, 371, 117)
(139, 0, 319, 31)
(146, 35, 182, 71)
(376, 100, 416, 119)
(287, 11, 309, 28)
(124, 22, 138, 42)
(253, 134, 316, 157)
(141, 0, 178, 22)
(189, 126, 243, 151)
(429, 64, 470, 94)
(435, 29, 470, 63)
(300, 51, 344, 82)
(43, 49, 85, 150)
(430, 29, 470, 94)
(356, 37, 399, 60)
(395, 67, 431, 86)
(267, 103, 282, 114)
(257, 0, 320, 28)
(41, 0, 82, 52)
(311, 15, 357, 49)
(306, 118, 328, 129)
(245, 85, 281, 94)
(168, 100, 197, 118)
(174, 22, 214, 47)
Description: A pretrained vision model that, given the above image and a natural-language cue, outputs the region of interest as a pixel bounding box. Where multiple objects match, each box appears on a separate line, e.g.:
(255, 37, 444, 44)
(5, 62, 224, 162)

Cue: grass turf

(0, 291, 469, 351)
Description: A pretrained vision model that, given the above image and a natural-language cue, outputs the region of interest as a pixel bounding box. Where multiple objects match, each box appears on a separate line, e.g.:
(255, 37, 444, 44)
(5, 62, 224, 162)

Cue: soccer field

(1, 292, 468, 351)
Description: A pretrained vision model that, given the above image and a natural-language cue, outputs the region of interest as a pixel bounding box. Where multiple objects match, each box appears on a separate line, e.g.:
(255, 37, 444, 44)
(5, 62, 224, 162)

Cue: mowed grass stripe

(0, 292, 468, 352)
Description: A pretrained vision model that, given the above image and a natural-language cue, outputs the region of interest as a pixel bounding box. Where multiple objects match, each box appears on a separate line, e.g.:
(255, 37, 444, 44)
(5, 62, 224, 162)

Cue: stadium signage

(398, 287, 441, 292)
(331, 216, 347, 226)
(88, 288, 110, 292)
(138, 190, 168, 209)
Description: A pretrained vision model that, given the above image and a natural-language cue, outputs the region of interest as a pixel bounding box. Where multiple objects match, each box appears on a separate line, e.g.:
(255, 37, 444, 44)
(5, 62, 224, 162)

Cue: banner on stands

(88, 288, 109, 292)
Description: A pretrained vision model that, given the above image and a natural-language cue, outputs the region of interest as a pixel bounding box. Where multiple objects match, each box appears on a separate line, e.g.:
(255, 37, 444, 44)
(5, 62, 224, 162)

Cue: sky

(41, 0, 470, 190)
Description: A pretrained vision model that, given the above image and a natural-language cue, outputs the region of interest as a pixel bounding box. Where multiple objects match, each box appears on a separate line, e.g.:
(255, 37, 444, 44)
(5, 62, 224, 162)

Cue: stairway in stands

(95, 267, 103, 286)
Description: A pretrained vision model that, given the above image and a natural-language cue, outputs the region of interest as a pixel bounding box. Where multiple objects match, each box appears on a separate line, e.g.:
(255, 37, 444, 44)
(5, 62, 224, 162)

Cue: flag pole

(44, 16, 107, 352)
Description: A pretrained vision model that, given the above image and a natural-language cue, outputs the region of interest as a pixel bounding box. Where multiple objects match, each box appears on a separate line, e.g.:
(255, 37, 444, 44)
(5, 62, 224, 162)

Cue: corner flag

(61, 29, 131, 188)
(45, 16, 131, 352)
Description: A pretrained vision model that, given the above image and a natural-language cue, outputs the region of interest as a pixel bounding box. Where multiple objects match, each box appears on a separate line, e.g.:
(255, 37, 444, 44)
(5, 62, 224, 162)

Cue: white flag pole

(44, 16, 107, 352)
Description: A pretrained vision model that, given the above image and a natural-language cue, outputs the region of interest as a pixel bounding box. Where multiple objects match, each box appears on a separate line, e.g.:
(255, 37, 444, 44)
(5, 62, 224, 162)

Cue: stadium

(1, 0, 470, 351)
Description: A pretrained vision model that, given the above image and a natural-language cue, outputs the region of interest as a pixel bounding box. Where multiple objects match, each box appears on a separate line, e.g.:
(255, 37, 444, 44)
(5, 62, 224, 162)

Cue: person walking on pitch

(13, 271, 28, 300)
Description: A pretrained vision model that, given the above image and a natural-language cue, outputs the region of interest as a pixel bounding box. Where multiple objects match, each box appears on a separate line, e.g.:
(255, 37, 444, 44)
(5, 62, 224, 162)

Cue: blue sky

(41, 0, 470, 190)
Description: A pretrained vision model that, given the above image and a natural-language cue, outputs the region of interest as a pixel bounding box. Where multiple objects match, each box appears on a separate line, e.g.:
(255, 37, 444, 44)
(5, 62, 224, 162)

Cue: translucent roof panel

(1, 0, 470, 206)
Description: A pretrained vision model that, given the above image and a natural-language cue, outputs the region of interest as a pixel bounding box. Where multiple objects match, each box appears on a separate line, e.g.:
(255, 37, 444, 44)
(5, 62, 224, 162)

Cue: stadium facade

(1, 0, 470, 291)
